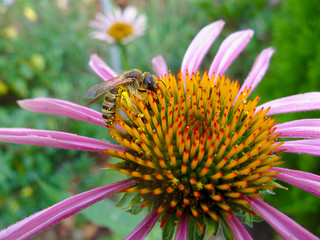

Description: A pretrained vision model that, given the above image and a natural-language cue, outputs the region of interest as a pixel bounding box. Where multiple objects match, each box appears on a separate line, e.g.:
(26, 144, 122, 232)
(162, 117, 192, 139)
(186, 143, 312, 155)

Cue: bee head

(142, 73, 158, 92)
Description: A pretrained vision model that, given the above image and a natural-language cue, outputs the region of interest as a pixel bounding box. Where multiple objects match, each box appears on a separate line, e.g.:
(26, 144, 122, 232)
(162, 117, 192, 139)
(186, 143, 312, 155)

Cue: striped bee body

(85, 69, 162, 127)
(101, 87, 123, 127)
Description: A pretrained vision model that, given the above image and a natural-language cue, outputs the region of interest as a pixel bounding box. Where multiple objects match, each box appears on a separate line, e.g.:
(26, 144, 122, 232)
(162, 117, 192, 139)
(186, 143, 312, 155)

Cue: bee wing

(84, 76, 134, 106)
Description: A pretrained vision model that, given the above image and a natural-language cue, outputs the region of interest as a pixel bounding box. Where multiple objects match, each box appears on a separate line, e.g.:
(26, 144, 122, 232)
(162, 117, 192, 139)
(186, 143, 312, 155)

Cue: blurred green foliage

(0, 0, 319, 239)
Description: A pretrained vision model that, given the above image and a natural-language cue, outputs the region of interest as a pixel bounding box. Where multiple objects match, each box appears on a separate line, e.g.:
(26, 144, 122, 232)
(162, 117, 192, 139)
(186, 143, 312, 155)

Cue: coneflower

(1, 20, 319, 240)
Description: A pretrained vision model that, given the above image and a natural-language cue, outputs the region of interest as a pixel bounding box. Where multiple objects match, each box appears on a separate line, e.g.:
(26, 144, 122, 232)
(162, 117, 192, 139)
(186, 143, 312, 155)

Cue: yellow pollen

(171, 177, 179, 186)
(196, 182, 204, 190)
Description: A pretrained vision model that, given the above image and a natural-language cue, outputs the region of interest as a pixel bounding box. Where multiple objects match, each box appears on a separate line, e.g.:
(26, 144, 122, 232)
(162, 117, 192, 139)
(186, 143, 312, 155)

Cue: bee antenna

(157, 78, 167, 88)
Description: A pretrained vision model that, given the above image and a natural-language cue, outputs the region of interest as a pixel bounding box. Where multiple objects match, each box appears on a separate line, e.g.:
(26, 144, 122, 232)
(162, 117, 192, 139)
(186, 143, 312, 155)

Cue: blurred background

(0, 0, 319, 239)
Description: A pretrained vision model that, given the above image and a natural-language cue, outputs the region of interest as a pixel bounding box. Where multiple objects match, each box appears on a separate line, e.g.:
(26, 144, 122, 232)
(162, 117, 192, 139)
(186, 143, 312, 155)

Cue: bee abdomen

(101, 87, 122, 127)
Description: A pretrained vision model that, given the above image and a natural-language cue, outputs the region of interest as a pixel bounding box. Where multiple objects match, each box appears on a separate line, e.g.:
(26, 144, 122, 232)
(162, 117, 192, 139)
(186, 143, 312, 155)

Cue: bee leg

(120, 91, 145, 121)
(120, 91, 135, 110)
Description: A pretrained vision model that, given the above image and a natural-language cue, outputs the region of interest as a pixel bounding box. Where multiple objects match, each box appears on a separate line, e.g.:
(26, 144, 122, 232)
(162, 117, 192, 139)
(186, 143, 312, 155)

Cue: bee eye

(126, 70, 141, 79)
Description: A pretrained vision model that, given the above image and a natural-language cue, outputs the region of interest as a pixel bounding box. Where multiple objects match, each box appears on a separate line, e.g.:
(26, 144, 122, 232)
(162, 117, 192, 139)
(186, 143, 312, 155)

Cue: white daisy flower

(90, 6, 147, 44)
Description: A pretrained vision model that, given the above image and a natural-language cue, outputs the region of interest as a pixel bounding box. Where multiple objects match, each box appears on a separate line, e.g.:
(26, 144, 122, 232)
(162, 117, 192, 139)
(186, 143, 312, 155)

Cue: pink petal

(0, 128, 126, 152)
(152, 55, 168, 77)
(278, 139, 320, 156)
(247, 197, 318, 240)
(275, 125, 320, 139)
(272, 167, 320, 197)
(181, 20, 225, 78)
(209, 29, 254, 81)
(257, 92, 320, 115)
(224, 214, 253, 240)
(0, 179, 135, 240)
(18, 98, 105, 127)
(175, 214, 189, 240)
(124, 209, 160, 240)
(238, 47, 275, 96)
(276, 119, 320, 128)
(89, 54, 118, 81)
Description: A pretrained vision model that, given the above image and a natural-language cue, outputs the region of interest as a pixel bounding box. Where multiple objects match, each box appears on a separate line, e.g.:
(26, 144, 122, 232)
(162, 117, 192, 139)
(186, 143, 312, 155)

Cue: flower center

(108, 22, 133, 42)
(103, 70, 283, 232)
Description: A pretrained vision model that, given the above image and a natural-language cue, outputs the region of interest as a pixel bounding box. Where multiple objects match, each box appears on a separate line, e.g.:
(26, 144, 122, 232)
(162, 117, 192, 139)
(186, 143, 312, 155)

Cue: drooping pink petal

(247, 197, 318, 240)
(209, 29, 254, 81)
(271, 167, 320, 197)
(124, 209, 160, 240)
(238, 47, 275, 96)
(181, 20, 225, 78)
(174, 214, 189, 240)
(89, 54, 118, 81)
(18, 98, 105, 126)
(0, 179, 135, 240)
(0, 128, 126, 152)
(224, 214, 253, 240)
(152, 55, 168, 77)
(278, 139, 320, 156)
(257, 92, 320, 115)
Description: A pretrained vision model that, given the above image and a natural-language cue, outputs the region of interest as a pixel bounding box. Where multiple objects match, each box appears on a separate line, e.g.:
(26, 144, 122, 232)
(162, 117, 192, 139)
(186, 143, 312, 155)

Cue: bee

(85, 69, 160, 127)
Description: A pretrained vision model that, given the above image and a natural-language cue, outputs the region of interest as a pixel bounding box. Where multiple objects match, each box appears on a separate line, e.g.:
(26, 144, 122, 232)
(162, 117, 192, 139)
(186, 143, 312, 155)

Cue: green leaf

(220, 217, 233, 240)
(162, 214, 177, 240)
(204, 215, 219, 237)
(36, 178, 71, 204)
(116, 193, 133, 208)
(188, 217, 205, 240)
(81, 198, 146, 237)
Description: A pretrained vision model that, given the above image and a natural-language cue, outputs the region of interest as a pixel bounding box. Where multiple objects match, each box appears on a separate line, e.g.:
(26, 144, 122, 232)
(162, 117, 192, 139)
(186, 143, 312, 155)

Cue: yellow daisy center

(108, 22, 133, 42)
(103, 70, 283, 232)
